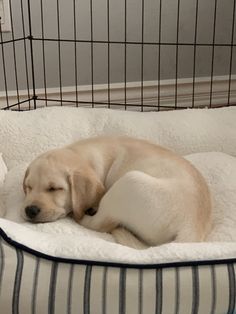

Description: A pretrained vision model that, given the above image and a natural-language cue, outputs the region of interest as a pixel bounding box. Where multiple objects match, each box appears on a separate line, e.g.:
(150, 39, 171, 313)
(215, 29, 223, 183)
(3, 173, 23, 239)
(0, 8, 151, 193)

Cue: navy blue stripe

(84, 265, 92, 314)
(67, 264, 74, 314)
(227, 264, 236, 314)
(210, 265, 216, 314)
(48, 262, 58, 314)
(191, 266, 199, 314)
(155, 269, 162, 314)
(0, 238, 5, 296)
(175, 268, 180, 314)
(139, 269, 143, 314)
(119, 268, 126, 314)
(31, 257, 40, 314)
(12, 249, 24, 314)
(102, 267, 108, 314)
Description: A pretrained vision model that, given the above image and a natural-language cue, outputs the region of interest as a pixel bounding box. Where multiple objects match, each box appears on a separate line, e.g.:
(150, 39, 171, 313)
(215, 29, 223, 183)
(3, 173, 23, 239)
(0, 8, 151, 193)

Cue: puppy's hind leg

(174, 228, 207, 243)
(111, 227, 148, 250)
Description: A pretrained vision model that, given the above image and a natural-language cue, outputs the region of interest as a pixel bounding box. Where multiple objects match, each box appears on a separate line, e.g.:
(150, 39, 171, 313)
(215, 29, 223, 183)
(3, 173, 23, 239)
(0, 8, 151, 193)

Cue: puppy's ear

(23, 168, 29, 194)
(68, 170, 105, 222)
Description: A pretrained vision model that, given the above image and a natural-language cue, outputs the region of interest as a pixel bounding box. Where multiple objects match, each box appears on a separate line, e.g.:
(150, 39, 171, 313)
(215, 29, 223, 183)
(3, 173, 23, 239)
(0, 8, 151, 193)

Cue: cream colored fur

(22, 136, 212, 249)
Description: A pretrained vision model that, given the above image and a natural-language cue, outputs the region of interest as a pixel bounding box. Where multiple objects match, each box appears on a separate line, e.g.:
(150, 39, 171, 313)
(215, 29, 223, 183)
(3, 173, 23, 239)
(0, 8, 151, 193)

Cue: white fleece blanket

(0, 106, 236, 264)
(0, 153, 7, 217)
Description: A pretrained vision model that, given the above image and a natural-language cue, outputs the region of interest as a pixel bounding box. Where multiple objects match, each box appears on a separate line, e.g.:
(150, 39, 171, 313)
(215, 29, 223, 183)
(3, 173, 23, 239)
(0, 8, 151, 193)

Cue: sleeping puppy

(22, 136, 212, 249)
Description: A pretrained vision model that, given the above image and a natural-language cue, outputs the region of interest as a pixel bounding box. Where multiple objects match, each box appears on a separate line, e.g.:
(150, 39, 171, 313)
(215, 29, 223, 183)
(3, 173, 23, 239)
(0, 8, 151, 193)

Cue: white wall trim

(0, 75, 235, 109)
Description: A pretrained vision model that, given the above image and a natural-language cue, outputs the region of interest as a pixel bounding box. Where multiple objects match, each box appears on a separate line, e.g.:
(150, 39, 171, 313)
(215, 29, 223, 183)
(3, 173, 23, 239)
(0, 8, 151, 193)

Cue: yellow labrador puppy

(22, 136, 212, 249)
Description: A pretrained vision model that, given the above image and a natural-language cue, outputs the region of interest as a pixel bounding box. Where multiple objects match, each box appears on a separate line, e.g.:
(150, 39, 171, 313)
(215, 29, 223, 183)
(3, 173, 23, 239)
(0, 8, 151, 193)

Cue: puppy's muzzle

(25, 205, 41, 219)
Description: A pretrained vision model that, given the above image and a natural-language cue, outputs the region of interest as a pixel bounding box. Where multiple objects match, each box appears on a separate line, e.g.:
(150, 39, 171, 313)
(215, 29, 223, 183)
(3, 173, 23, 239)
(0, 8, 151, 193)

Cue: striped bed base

(0, 230, 235, 314)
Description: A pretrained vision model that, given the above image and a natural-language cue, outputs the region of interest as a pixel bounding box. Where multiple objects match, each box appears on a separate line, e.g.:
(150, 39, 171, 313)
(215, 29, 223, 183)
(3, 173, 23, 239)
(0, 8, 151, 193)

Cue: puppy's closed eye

(47, 186, 64, 192)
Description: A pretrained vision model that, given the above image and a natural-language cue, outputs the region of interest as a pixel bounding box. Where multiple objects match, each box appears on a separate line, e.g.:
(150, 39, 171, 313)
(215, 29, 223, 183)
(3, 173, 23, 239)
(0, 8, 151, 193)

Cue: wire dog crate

(0, 0, 236, 111)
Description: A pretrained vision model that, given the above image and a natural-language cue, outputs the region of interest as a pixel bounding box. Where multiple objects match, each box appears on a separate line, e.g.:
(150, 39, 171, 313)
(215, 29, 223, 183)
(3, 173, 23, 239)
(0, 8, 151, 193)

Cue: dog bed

(0, 107, 236, 313)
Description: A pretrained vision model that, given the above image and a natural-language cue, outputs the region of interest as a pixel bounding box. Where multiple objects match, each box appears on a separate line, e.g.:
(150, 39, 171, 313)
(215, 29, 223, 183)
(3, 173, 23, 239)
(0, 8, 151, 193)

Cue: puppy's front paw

(79, 214, 95, 230)
(79, 210, 116, 233)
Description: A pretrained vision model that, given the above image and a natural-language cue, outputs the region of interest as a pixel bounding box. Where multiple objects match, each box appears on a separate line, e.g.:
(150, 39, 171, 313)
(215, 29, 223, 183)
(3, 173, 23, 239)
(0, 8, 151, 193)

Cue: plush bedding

(0, 107, 235, 264)
(0, 106, 236, 314)
(0, 153, 7, 217)
(0, 107, 235, 170)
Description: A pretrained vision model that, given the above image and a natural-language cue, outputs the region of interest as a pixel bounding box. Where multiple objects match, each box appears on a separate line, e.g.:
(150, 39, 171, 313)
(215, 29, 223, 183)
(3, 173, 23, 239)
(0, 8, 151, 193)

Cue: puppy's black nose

(25, 206, 40, 219)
